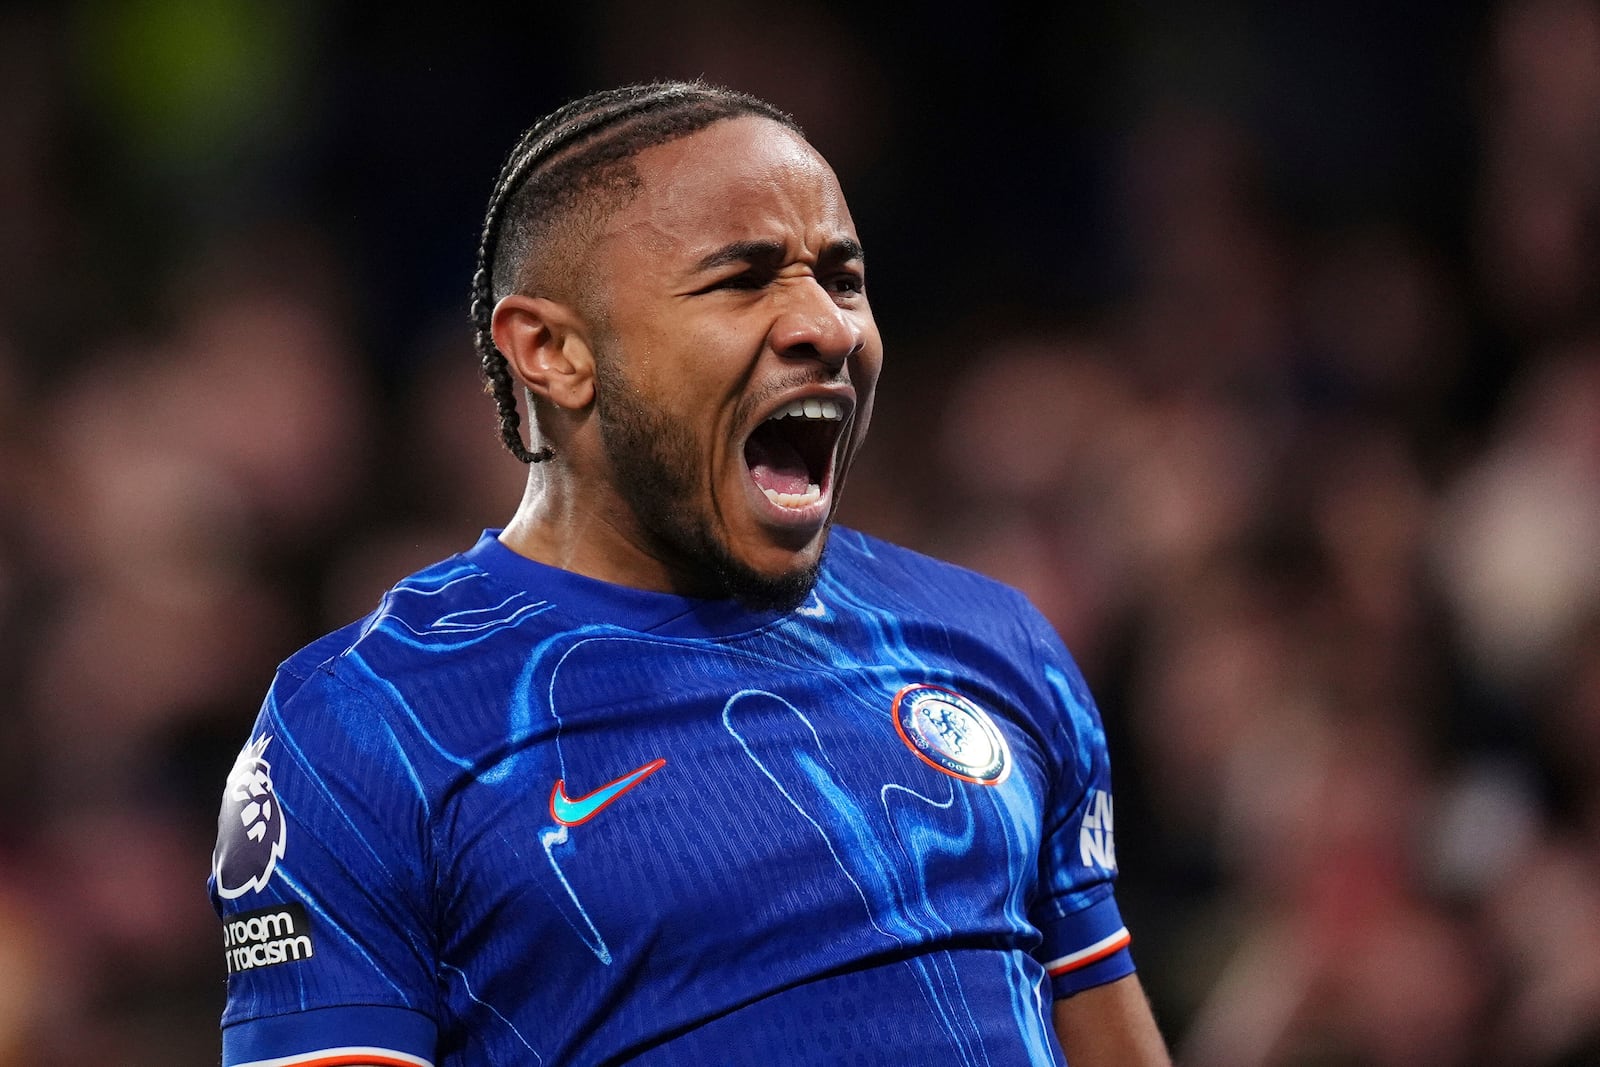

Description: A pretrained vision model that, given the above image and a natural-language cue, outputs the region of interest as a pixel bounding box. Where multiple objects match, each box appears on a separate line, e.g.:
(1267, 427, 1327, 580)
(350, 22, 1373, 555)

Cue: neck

(498, 466, 716, 597)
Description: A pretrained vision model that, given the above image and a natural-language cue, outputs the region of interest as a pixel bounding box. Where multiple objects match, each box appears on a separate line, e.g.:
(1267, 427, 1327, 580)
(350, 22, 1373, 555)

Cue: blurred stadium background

(1, 1, 1598, 1063)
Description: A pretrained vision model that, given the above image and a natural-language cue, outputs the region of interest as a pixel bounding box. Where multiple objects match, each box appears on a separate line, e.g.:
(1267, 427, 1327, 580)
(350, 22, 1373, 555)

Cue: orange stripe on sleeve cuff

(234, 1047, 433, 1067)
(1043, 927, 1131, 976)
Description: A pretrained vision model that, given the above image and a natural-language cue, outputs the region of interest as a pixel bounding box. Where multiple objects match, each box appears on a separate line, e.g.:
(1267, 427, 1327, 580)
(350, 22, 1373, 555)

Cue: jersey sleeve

(209, 663, 440, 1067)
(1017, 601, 1137, 998)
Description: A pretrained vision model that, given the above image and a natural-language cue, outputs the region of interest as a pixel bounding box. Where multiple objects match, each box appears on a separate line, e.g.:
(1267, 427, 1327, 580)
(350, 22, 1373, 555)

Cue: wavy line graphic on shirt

(523, 633, 863, 968)
(344, 572, 557, 772)
(721, 687, 1009, 1067)
(516, 633, 807, 970)
(521, 632, 666, 966)
(539, 821, 613, 965)
(885, 748, 1057, 1064)
(385, 577, 555, 644)
(516, 620, 1058, 1061)
(272, 864, 413, 1004)
(441, 961, 545, 1061)
(258, 716, 441, 1005)
(419, 596, 553, 634)
(876, 773, 1003, 1052)
(818, 552, 1057, 1059)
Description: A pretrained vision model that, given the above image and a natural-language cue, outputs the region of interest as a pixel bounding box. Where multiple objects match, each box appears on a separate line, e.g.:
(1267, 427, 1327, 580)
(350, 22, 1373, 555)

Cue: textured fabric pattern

(210, 529, 1133, 1066)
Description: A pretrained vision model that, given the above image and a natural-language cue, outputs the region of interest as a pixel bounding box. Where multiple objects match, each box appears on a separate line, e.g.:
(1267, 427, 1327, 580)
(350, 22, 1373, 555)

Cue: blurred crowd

(1, 2, 1598, 1064)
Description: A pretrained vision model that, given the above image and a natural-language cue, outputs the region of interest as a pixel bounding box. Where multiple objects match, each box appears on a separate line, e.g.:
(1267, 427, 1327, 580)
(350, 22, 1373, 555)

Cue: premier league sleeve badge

(213, 735, 288, 899)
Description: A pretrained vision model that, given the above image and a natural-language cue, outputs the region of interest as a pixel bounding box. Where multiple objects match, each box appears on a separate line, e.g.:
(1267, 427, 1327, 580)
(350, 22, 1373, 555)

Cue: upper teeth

(773, 398, 843, 421)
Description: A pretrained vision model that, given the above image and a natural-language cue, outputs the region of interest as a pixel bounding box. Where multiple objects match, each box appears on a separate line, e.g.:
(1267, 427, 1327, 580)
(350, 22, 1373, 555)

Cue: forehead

(598, 116, 857, 264)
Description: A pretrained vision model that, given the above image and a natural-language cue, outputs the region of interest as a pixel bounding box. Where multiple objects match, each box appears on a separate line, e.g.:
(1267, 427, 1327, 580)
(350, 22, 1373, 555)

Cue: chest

(433, 636, 1054, 983)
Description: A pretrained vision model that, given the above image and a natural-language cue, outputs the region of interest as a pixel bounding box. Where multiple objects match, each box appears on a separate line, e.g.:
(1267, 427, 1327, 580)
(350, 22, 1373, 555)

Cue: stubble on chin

(594, 367, 824, 612)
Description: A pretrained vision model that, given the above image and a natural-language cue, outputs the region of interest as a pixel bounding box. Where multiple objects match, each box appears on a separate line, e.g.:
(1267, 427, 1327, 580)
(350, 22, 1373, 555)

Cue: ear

(490, 294, 596, 410)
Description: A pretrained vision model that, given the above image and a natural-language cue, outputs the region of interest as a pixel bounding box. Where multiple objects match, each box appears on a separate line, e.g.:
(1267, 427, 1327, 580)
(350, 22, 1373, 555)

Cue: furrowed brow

(694, 239, 787, 273)
(693, 236, 866, 273)
(822, 237, 866, 266)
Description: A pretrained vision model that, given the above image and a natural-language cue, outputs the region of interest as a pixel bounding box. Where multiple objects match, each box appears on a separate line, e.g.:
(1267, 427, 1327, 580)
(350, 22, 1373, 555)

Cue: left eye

(828, 273, 865, 295)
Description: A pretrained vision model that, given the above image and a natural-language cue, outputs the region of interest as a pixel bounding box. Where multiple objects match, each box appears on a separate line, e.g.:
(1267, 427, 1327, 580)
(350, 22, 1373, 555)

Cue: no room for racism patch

(223, 902, 315, 974)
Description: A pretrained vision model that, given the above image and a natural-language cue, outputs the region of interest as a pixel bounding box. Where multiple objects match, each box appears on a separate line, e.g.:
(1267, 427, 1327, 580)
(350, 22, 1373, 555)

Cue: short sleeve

(209, 665, 440, 1066)
(1019, 604, 1137, 997)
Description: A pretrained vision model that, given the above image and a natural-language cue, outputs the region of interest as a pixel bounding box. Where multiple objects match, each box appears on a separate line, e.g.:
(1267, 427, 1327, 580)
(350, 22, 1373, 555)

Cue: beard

(593, 364, 823, 613)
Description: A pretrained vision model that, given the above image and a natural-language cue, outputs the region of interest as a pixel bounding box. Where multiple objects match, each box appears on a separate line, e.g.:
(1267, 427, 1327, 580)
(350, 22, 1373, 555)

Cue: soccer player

(210, 82, 1171, 1067)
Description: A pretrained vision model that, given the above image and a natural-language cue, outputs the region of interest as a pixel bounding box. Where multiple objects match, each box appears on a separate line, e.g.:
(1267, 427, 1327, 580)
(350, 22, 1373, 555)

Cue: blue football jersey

(209, 529, 1135, 1066)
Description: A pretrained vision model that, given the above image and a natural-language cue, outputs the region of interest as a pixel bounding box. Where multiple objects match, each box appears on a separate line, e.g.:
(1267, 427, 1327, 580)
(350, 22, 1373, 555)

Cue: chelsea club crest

(892, 684, 1012, 785)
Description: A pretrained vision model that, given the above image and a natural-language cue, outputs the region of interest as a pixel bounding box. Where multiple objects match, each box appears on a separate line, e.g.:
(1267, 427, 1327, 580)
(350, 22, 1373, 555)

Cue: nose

(768, 279, 865, 369)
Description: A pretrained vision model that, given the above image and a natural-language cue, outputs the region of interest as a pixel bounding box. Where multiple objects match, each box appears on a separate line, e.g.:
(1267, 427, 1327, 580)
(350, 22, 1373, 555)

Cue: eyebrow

(693, 236, 866, 273)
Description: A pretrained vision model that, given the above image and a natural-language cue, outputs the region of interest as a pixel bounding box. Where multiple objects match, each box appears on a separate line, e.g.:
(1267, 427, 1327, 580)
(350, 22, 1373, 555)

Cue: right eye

(694, 272, 763, 295)
(826, 270, 866, 296)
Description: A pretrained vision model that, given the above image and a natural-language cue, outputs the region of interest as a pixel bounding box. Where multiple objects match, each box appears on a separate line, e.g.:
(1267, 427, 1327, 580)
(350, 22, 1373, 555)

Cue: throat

(745, 431, 814, 496)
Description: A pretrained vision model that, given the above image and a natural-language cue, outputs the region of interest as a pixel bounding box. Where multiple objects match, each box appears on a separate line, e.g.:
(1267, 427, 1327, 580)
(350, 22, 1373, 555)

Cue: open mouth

(742, 397, 847, 511)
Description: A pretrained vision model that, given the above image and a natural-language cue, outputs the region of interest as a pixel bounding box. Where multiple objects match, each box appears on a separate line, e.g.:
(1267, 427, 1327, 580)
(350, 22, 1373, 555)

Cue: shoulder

(824, 527, 1048, 634)
(272, 548, 554, 709)
(214, 559, 498, 884)
(824, 527, 1098, 724)
(827, 528, 1034, 606)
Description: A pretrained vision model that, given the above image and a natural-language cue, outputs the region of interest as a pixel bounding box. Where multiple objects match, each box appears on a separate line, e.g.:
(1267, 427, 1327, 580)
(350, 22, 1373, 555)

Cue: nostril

(772, 322, 857, 366)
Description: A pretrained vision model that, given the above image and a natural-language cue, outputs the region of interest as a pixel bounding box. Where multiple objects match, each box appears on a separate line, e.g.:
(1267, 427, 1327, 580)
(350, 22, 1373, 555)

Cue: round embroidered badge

(892, 684, 1012, 785)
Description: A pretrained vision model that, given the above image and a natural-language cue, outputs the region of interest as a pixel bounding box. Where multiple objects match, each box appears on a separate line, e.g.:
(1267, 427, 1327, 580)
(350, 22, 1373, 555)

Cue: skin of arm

(1053, 973, 1172, 1067)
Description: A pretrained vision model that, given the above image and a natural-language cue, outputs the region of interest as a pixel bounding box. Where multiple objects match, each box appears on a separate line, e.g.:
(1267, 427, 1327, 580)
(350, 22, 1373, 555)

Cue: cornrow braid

(469, 80, 800, 462)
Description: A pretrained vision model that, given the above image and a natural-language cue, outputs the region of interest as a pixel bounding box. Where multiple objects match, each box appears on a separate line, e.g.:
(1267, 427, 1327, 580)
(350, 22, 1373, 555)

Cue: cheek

(655, 333, 761, 440)
(636, 352, 740, 490)
(853, 342, 883, 388)
(850, 343, 883, 433)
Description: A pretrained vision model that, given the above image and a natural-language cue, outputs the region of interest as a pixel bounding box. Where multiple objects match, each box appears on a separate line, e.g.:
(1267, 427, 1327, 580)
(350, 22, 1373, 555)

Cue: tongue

(745, 432, 812, 494)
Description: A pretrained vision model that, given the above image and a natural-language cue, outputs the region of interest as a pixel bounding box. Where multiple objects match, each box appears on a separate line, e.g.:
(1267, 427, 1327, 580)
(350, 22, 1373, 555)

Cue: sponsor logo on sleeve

(223, 902, 315, 974)
(213, 735, 287, 899)
(1079, 789, 1116, 871)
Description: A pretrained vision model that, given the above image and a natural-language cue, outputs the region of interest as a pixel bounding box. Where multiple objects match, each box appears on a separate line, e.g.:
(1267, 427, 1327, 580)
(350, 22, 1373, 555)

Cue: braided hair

(470, 81, 800, 462)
